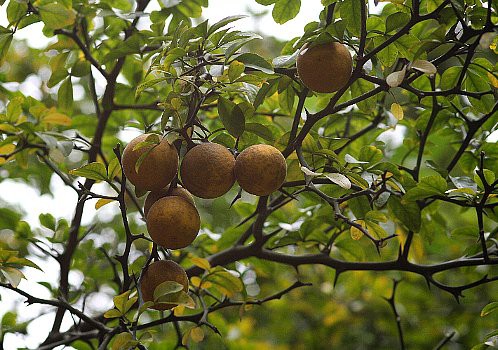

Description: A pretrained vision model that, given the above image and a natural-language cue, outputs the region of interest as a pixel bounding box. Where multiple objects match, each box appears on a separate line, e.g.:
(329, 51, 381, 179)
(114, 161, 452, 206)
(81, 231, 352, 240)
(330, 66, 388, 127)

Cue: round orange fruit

(296, 42, 352, 93)
(121, 134, 178, 191)
(140, 260, 189, 311)
(143, 186, 195, 217)
(146, 196, 200, 249)
(234, 144, 287, 196)
(180, 142, 235, 199)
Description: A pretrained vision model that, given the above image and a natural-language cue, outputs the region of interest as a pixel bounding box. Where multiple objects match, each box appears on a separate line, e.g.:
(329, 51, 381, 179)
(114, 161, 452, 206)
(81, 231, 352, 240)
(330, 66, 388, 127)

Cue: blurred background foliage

(0, 0, 497, 349)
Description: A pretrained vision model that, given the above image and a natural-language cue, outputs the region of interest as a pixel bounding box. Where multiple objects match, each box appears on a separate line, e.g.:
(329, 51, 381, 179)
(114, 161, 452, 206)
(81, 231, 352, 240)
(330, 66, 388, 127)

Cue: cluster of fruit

(121, 136, 287, 309)
(123, 39, 351, 310)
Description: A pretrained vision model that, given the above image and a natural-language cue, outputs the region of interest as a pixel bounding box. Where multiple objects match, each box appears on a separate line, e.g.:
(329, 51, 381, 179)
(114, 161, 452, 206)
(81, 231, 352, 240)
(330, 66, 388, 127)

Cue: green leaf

(348, 197, 371, 219)
(206, 266, 243, 297)
(365, 211, 388, 223)
(404, 175, 447, 201)
(474, 169, 495, 189)
(1, 254, 42, 271)
(58, 77, 73, 114)
(107, 157, 122, 180)
(388, 196, 421, 232)
(233, 53, 273, 74)
(138, 301, 155, 315)
(341, 0, 362, 36)
(395, 34, 423, 61)
(466, 70, 495, 112)
(0, 27, 13, 64)
(162, 47, 186, 71)
(103, 35, 143, 63)
(102, 0, 133, 11)
(441, 66, 462, 90)
(124, 296, 138, 314)
(6, 96, 24, 123)
(7, 1, 28, 25)
(104, 309, 123, 319)
(386, 12, 410, 33)
(39, 213, 56, 231)
(228, 60, 245, 82)
(481, 302, 498, 316)
(224, 34, 263, 60)
(351, 79, 376, 112)
(113, 290, 132, 313)
(135, 78, 166, 98)
(39, 3, 76, 30)
(208, 15, 248, 37)
(218, 97, 246, 138)
(365, 220, 387, 239)
(111, 332, 138, 350)
(48, 52, 69, 88)
(71, 60, 91, 77)
(374, 37, 398, 67)
(359, 145, 383, 164)
(420, 175, 448, 192)
(256, 0, 276, 4)
(245, 123, 274, 142)
(69, 162, 108, 181)
(156, 290, 195, 308)
(272, 0, 301, 24)
(153, 281, 185, 301)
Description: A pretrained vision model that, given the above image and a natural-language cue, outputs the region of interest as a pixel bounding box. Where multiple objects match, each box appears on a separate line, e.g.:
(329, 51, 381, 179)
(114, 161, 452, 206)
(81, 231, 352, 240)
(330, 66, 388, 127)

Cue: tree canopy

(0, 0, 497, 349)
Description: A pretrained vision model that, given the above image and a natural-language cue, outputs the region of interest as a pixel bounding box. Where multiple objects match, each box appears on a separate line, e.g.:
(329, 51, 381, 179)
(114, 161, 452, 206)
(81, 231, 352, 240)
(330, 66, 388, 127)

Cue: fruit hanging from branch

(144, 185, 195, 217)
(146, 196, 200, 249)
(235, 144, 287, 196)
(121, 133, 179, 191)
(140, 260, 189, 311)
(180, 142, 236, 199)
(296, 41, 353, 93)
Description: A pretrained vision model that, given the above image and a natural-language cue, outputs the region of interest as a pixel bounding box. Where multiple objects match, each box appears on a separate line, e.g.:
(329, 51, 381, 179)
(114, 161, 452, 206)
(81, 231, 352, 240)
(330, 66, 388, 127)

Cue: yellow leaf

(0, 124, 16, 133)
(200, 281, 212, 289)
(181, 328, 191, 346)
(190, 256, 211, 271)
(190, 276, 202, 288)
(42, 111, 72, 126)
(0, 144, 16, 165)
(16, 115, 27, 125)
(111, 332, 133, 350)
(95, 198, 115, 210)
(391, 103, 404, 120)
(487, 72, 498, 88)
(190, 327, 204, 343)
(350, 220, 364, 240)
(174, 305, 185, 316)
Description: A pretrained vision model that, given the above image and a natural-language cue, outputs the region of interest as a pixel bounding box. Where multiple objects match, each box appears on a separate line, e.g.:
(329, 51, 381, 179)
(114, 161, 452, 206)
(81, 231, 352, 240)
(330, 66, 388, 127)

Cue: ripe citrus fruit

(122, 133, 178, 191)
(146, 196, 200, 249)
(144, 186, 195, 217)
(180, 142, 235, 199)
(140, 260, 188, 311)
(234, 144, 287, 196)
(296, 42, 352, 93)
